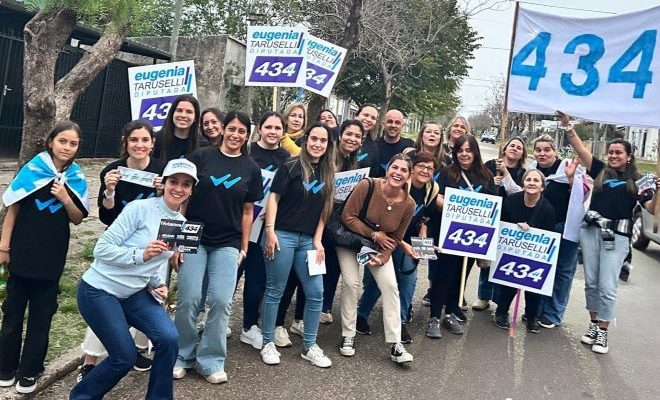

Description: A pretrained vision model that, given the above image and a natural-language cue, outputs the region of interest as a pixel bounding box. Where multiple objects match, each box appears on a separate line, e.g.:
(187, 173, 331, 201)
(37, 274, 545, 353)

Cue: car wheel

(631, 213, 650, 250)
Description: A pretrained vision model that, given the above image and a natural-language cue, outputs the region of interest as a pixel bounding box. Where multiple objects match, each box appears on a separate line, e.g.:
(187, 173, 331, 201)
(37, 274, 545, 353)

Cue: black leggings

(495, 285, 541, 319)
(429, 254, 474, 318)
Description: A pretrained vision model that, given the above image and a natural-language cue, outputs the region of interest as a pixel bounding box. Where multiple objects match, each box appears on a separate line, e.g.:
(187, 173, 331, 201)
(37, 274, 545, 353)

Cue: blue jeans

(477, 267, 499, 301)
(580, 225, 629, 321)
(358, 247, 417, 323)
(174, 245, 238, 375)
(261, 230, 323, 349)
(538, 222, 579, 325)
(71, 280, 178, 400)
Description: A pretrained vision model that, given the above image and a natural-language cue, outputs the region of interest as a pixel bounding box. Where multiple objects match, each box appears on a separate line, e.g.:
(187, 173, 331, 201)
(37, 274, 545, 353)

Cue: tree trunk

(307, 0, 363, 123)
(20, 8, 129, 167)
(20, 8, 76, 167)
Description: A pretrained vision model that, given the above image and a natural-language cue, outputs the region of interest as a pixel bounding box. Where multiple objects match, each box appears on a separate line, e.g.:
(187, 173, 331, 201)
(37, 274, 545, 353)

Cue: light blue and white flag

(2, 151, 89, 211)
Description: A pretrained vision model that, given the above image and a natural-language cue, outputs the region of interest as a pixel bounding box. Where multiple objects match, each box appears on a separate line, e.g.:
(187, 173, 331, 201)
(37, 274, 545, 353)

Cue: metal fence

(0, 24, 135, 158)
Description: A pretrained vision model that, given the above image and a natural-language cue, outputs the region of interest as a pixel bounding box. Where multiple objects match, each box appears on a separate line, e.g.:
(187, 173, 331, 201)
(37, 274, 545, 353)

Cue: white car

(632, 206, 660, 250)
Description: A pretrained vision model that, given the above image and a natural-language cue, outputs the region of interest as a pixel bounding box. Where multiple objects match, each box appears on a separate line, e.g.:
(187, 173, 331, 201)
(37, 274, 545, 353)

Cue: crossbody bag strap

(358, 178, 375, 220)
(460, 171, 475, 192)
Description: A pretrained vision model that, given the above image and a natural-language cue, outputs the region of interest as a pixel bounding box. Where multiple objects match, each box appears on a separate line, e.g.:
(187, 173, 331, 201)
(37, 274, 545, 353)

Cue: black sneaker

(134, 352, 152, 372)
(422, 291, 431, 307)
(76, 364, 95, 383)
(390, 342, 413, 364)
(538, 316, 557, 329)
(592, 328, 608, 354)
(526, 318, 540, 333)
(339, 336, 355, 357)
(401, 324, 412, 344)
(15, 376, 37, 394)
(0, 371, 15, 387)
(356, 315, 372, 335)
(580, 323, 599, 345)
(452, 309, 467, 323)
(426, 317, 442, 339)
(494, 314, 510, 330)
(442, 314, 464, 335)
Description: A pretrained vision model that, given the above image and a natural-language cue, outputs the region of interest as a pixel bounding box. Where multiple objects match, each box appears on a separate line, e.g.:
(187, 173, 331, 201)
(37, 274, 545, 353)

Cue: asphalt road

(33, 143, 660, 400)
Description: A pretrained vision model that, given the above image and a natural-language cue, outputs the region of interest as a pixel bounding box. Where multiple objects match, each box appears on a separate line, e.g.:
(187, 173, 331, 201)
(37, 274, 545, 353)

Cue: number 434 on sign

(511, 29, 656, 98)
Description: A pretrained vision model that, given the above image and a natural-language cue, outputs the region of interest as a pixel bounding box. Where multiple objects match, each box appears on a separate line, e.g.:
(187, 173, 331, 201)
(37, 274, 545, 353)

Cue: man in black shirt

(376, 110, 415, 177)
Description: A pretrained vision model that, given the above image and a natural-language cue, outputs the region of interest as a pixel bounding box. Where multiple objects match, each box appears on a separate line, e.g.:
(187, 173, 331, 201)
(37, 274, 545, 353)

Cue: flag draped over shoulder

(2, 151, 89, 212)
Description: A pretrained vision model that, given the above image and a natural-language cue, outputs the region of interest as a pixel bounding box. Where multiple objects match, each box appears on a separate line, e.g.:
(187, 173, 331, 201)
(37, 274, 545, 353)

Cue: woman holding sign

(560, 112, 659, 354)
(69, 159, 197, 400)
(427, 134, 496, 338)
(77, 120, 165, 381)
(0, 121, 88, 394)
(154, 94, 201, 162)
(494, 169, 555, 333)
(173, 111, 263, 383)
(260, 123, 335, 368)
(472, 137, 528, 312)
(336, 154, 415, 363)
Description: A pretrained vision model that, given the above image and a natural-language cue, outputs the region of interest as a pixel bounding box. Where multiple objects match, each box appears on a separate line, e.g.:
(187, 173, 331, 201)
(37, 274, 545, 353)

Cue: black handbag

(325, 178, 378, 250)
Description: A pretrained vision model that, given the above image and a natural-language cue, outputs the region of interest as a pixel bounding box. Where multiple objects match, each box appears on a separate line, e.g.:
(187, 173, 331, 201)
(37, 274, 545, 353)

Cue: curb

(0, 348, 82, 399)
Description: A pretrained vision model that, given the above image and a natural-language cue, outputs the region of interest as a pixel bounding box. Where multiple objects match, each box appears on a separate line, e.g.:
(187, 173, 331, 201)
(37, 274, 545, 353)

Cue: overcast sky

(459, 0, 660, 116)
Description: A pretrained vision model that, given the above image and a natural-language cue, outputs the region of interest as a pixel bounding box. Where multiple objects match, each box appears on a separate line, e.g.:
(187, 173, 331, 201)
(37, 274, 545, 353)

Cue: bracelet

(371, 231, 378, 241)
(265, 223, 275, 228)
(559, 122, 574, 131)
(104, 190, 115, 200)
(239, 249, 247, 258)
(0, 247, 9, 253)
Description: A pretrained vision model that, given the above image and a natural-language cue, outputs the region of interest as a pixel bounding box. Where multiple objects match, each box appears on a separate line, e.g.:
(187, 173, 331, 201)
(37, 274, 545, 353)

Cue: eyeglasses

(415, 164, 434, 171)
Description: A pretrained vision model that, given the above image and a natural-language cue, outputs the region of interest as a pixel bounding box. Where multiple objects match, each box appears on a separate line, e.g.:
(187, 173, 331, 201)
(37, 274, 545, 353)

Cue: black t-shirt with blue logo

(97, 158, 165, 226)
(501, 191, 555, 231)
(10, 183, 88, 280)
(376, 136, 415, 178)
(587, 157, 638, 221)
(357, 136, 380, 177)
(186, 147, 263, 248)
(535, 159, 570, 224)
(249, 143, 290, 171)
(404, 184, 431, 241)
(270, 160, 328, 236)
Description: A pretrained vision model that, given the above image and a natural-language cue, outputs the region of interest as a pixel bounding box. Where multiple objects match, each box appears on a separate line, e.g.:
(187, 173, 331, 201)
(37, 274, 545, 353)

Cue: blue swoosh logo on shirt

(459, 184, 483, 192)
(211, 174, 242, 189)
(380, 162, 390, 171)
(121, 192, 155, 207)
(414, 204, 424, 216)
(303, 180, 325, 193)
(35, 197, 63, 213)
(357, 153, 368, 162)
(603, 179, 626, 188)
(264, 165, 275, 171)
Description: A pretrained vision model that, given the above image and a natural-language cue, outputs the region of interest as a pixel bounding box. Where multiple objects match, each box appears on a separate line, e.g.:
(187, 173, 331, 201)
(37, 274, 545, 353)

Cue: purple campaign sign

(248, 56, 303, 84)
(492, 253, 551, 290)
(139, 96, 178, 129)
(441, 221, 495, 255)
(306, 62, 334, 91)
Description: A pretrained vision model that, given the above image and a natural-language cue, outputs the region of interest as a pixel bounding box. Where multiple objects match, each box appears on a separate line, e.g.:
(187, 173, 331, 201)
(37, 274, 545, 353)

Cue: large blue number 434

(510, 29, 657, 99)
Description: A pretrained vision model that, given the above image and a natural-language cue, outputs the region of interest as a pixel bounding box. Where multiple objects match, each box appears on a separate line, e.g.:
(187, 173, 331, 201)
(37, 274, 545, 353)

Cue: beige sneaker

(204, 370, 228, 384)
(471, 299, 490, 311)
(290, 320, 304, 337)
(320, 312, 333, 324)
(274, 326, 292, 347)
(172, 367, 187, 380)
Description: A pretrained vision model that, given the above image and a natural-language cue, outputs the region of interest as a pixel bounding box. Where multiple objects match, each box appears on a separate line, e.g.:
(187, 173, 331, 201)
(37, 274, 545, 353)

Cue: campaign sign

(410, 237, 437, 260)
(507, 6, 660, 127)
(438, 187, 502, 260)
(302, 34, 348, 97)
(333, 168, 370, 201)
(246, 26, 307, 87)
(128, 60, 197, 130)
(249, 169, 276, 243)
(488, 222, 561, 296)
(157, 219, 203, 254)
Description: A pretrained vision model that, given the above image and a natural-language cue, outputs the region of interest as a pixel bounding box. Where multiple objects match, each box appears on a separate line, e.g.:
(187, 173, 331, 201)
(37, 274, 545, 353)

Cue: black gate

(0, 26, 138, 157)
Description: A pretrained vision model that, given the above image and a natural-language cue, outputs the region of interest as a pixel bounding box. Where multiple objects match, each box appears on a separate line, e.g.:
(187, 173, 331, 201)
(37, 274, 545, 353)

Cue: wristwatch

(103, 190, 115, 200)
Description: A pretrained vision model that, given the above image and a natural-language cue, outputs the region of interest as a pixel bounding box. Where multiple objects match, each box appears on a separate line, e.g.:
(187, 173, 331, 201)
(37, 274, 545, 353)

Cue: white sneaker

(390, 342, 413, 364)
(274, 326, 292, 347)
(240, 325, 263, 350)
(226, 326, 232, 338)
(260, 342, 281, 365)
(301, 344, 332, 368)
(172, 367, 187, 379)
(204, 370, 228, 384)
(290, 320, 304, 337)
(320, 312, 333, 324)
